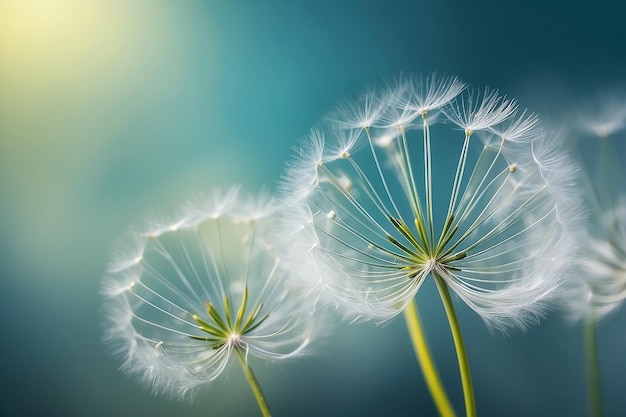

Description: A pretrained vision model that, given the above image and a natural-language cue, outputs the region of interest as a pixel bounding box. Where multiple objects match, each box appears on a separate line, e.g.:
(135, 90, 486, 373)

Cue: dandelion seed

(102, 188, 324, 415)
(489, 110, 542, 144)
(445, 87, 518, 134)
(400, 73, 466, 116)
(328, 89, 391, 130)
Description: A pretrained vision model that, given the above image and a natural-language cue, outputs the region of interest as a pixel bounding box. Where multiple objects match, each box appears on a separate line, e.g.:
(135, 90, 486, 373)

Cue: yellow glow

(0, 0, 190, 149)
(0, 0, 203, 269)
(0, 0, 110, 97)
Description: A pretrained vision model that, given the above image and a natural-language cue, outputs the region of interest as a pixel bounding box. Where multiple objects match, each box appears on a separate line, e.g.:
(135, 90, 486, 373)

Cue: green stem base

(434, 275, 476, 417)
(404, 300, 457, 417)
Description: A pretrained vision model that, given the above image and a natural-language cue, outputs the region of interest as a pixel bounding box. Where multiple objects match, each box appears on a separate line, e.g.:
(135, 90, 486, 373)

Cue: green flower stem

(235, 348, 272, 417)
(585, 315, 604, 417)
(434, 274, 476, 417)
(404, 300, 457, 417)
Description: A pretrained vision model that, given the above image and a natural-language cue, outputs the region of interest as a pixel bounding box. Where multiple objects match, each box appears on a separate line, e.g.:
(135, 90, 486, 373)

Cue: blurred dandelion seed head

(281, 74, 581, 331)
(559, 91, 626, 323)
(102, 187, 323, 400)
(563, 197, 626, 323)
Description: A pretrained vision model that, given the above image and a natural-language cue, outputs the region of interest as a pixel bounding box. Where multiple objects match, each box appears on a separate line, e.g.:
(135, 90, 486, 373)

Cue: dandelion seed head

(561, 197, 626, 323)
(282, 75, 580, 330)
(547, 88, 626, 324)
(103, 188, 326, 400)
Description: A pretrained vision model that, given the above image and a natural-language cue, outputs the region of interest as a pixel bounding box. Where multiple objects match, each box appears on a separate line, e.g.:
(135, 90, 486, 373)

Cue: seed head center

(228, 333, 242, 347)
(425, 258, 437, 272)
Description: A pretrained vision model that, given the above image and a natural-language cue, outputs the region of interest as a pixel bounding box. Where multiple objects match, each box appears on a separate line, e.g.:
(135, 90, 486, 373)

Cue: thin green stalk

(585, 315, 604, 417)
(404, 300, 457, 417)
(434, 275, 476, 417)
(235, 348, 272, 417)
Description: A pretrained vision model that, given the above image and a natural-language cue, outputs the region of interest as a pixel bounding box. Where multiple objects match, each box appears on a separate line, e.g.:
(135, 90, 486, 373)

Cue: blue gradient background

(1, 1, 625, 416)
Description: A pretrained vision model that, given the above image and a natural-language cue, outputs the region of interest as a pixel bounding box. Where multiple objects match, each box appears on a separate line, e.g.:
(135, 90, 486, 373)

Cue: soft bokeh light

(0, 0, 204, 280)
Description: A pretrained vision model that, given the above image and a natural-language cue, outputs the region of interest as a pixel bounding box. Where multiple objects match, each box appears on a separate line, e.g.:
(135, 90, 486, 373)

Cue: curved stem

(434, 275, 476, 417)
(235, 348, 272, 417)
(585, 315, 604, 417)
(404, 300, 457, 417)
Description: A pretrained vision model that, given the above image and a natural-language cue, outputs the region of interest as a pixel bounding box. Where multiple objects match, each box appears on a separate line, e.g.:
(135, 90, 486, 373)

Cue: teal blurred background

(1, 1, 625, 416)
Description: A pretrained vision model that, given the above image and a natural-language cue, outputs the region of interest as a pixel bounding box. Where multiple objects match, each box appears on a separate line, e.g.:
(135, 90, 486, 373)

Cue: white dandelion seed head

(281, 74, 581, 329)
(102, 189, 327, 401)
